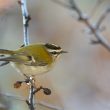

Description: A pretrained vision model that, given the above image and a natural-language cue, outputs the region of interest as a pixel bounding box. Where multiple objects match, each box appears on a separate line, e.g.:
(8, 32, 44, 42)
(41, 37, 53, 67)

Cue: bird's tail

(0, 49, 15, 55)
(0, 49, 15, 66)
(0, 49, 39, 67)
(0, 49, 31, 66)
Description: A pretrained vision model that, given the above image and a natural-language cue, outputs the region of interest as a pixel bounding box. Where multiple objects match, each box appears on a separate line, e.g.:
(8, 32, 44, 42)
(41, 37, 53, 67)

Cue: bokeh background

(0, 0, 110, 110)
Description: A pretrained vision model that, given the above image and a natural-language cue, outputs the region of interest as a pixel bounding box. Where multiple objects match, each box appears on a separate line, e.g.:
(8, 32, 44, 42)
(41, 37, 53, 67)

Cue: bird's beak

(60, 50, 68, 54)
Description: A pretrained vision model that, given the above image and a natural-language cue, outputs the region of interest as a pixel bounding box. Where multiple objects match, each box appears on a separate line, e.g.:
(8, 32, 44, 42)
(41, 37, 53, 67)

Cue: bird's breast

(11, 62, 53, 76)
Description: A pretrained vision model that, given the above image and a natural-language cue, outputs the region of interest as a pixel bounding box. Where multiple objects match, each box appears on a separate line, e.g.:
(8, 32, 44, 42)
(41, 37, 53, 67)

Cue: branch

(13, 74, 54, 110)
(0, 92, 63, 110)
(69, 0, 110, 50)
(18, 0, 31, 46)
(51, 0, 110, 51)
(14, 77, 36, 110)
(95, 8, 110, 30)
(90, 0, 104, 17)
(14, 75, 36, 110)
(27, 80, 35, 110)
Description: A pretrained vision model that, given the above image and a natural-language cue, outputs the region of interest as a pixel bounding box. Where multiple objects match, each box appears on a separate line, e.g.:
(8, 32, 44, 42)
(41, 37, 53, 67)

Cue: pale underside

(11, 62, 53, 76)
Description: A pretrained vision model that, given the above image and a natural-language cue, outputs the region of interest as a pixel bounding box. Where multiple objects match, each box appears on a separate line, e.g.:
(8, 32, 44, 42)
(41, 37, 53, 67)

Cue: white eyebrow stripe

(47, 49, 62, 53)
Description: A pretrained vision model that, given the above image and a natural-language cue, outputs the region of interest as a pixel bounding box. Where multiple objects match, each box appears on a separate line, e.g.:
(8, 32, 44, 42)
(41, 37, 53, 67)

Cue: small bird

(0, 43, 67, 76)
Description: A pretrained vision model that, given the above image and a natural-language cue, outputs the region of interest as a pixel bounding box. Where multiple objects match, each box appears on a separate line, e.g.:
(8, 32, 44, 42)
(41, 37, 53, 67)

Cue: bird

(0, 43, 67, 76)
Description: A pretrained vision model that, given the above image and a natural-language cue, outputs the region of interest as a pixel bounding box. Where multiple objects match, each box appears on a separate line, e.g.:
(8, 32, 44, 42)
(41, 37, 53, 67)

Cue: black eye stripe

(45, 43, 61, 50)
(50, 51, 60, 54)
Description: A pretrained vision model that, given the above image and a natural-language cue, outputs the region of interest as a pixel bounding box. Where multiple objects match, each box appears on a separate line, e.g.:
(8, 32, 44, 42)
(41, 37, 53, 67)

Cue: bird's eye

(51, 51, 57, 54)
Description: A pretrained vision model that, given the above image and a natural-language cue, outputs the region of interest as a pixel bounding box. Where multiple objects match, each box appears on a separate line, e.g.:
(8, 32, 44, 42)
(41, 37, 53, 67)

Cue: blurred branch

(69, 0, 110, 50)
(52, 0, 110, 51)
(90, 0, 104, 16)
(0, 85, 62, 110)
(18, 0, 31, 46)
(0, 92, 10, 110)
(95, 8, 110, 30)
(0, 92, 63, 110)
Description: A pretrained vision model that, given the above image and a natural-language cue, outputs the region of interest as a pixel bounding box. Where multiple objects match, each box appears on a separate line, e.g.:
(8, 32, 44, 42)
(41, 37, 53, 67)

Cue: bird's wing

(23, 56, 48, 66)
(0, 52, 48, 66)
(16, 51, 48, 66)
(0, 55, 29, 63)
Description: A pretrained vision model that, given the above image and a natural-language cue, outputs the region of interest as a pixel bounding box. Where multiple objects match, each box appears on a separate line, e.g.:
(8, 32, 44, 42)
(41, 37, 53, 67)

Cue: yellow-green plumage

(12, 44, 54, 76)
(0, 43, 64, 76)
(15, 44, 53, 65)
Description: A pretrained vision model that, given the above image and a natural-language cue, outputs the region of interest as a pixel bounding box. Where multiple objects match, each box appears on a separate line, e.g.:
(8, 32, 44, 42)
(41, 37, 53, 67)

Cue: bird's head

(45, 43, 67, 59)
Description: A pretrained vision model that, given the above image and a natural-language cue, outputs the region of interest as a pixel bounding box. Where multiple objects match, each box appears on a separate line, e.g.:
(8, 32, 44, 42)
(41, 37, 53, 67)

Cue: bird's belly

(11, 63, 52, 76)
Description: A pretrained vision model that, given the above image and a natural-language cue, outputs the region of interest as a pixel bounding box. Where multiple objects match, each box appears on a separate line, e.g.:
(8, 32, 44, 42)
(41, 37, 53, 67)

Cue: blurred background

(0, 0, 110, 110)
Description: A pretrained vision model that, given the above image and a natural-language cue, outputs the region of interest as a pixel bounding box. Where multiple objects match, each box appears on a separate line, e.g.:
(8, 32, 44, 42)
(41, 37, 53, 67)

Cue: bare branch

(18, 0, 30, 46)
(18, 1, 34, 109)
(51, 0, 110, 51)
(28, 77, 35, 110)
(13, 73, 52, 110)
(96, 8, 110, 30)
(69, 0, 110, 50)
(90, 0, 104, 17)
(0, 92, 63, 110)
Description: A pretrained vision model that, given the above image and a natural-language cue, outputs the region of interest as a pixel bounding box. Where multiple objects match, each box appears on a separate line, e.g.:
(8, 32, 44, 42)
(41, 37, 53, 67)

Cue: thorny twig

(52, 0, 110, 51)
(18, 0, 31, 46)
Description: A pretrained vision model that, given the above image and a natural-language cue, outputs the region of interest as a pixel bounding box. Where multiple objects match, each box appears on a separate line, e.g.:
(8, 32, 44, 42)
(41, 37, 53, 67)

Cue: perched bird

(0, 43, 67, 76)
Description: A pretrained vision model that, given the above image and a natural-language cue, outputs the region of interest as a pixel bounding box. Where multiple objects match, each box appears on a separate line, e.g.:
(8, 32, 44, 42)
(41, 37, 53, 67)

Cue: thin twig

(18, 0, 30, 46)
(28, 79, 35, 110)
(52, 0, 110, 51)
(0, 92, 63, 110)
(96, 8, 110, 30)
(69, 0, 110, 50)
(22, 76, 35, 110)
(90, 0, 104, 17)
